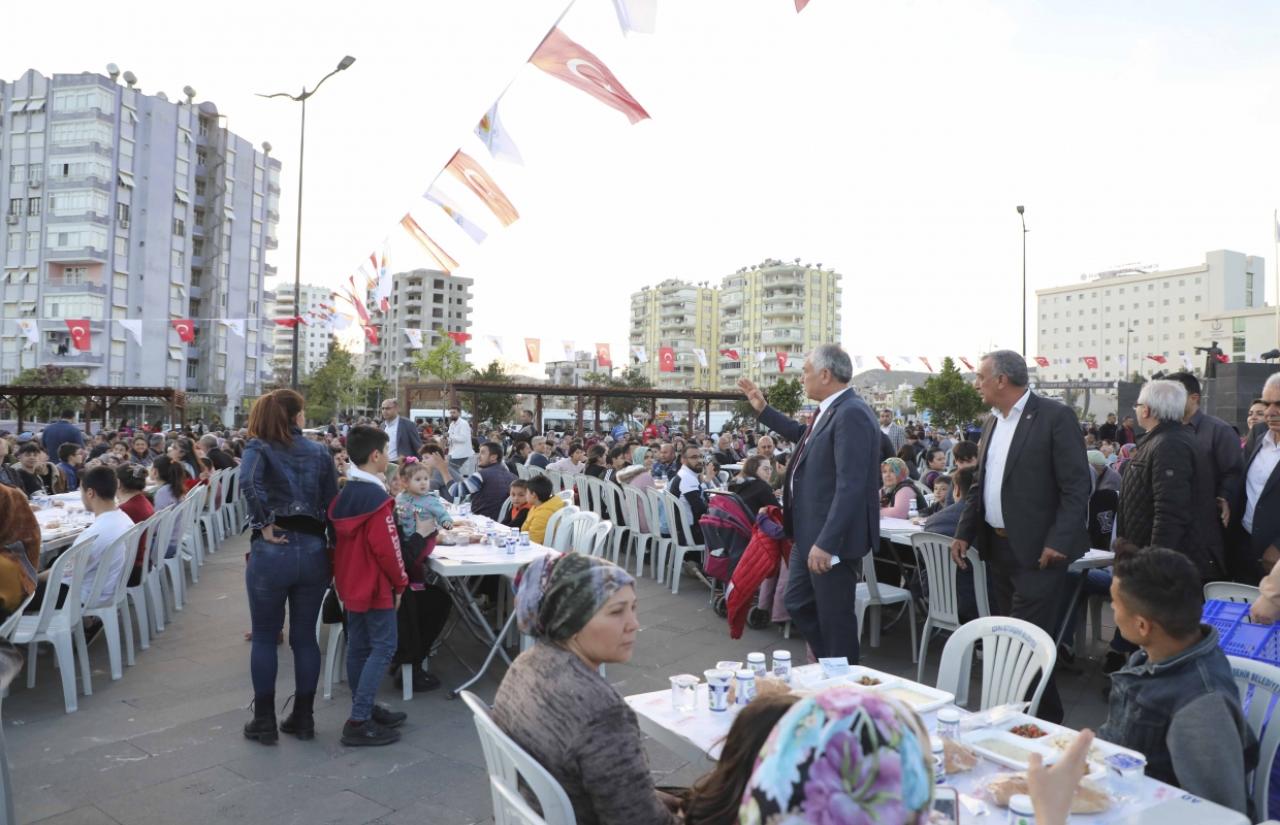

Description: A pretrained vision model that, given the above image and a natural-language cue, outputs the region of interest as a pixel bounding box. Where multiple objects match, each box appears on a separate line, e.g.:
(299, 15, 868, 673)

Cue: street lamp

(1125, 324, 1136, 380)
(1017, 205, 1027, 355)
(257, 55, 356, 389)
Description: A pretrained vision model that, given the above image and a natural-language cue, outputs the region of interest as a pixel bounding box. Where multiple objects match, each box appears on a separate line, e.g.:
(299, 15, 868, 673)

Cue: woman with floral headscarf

(1113, 442, 1138, 476)
(491, 553, 679, 825)
(880, 457, 925, 519)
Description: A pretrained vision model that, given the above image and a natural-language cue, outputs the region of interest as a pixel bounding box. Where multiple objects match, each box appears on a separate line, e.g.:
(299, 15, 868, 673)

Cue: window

(8, 198, 21, 216)
(172, 250, 185, 271)
(7, 232, 20, 251)
(26, 232, 38, 251)
(50, 120, 114, 147)
(52, 87, 114, 113)
(195, 180, 205, 197)
(198, 118, 210, 138)
(196, 148, 207, 166)
(62, 266, 86, 285)
(48, 225, 108, 250)
(50, 157, 112, 181)
(50, 190, 109, 217)
(116, 203, 130, 224)
(7, 166, 24, 184)
(43, 294, 104, 319)
(25, 198, 40, 217)
(172, 219, 185, 236)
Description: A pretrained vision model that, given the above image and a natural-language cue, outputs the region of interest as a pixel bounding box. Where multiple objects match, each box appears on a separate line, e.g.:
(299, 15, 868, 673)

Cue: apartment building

(272, 282, 335, 380)
(365, 268, 473, 380)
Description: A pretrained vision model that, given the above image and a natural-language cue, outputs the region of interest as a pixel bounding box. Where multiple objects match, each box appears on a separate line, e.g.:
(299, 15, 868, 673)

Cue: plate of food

(982, 772, 1113, 814)
(989, 713, 1144, 776)
(960, 728, 1059, 771)
(877, 682, 955, 714)
(842, 665, 901, 690)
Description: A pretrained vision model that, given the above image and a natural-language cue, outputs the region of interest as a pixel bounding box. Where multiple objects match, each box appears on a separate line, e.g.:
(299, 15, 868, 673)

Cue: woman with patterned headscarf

(880, 457, 925, 518)
(491, 553, 679, 825)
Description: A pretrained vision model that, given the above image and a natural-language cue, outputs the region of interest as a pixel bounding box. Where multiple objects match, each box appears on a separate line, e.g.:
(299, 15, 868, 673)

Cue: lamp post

(1125, 324, 1136, 380)
(1017, 205, 1027, 355)
(257, 55, 356, 389)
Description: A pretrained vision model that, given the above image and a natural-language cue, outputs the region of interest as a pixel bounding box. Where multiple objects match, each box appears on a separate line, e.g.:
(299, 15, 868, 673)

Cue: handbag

(320, 585, 344, 624)
(0, 540, 37, 617)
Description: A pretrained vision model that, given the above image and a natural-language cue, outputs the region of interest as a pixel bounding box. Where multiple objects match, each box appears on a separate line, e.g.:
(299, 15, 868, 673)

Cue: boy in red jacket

(329, 426, 409, 746)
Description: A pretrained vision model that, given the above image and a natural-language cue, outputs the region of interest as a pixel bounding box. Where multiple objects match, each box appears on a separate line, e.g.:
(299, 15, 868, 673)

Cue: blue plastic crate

(1203, 599, 1280, 666)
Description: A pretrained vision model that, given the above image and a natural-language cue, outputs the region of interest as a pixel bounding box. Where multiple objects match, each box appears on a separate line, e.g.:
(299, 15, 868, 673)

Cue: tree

(584, 367, 652, 423)
(468, 360, 516, 429)
(414, 340, 469, 384)
(304, 344, 360, 424)
(765, 377, 805, 416)
(910, 357, 983, 428)
(13, 366, 89, 422)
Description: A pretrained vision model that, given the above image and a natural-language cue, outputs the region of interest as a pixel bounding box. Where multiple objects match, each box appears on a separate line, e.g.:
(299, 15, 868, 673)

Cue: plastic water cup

(746, 652, 767, 678)
(519, 533, 530, 546)
(1105, 752, 1146, 800)
(458, 502, 471, 518)
(505, 537, 517, 556)
(704, 669, 731, 712)
(734, 669, 756, 705)
(669, 674, 698, 713)
(772, 650, 792, 683)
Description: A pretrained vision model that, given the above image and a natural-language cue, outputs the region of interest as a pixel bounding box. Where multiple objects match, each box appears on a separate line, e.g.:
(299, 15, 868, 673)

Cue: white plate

(989, 713, 1144, 776)
(876, 682, 955, 713)
(961, 728, 1059, 770)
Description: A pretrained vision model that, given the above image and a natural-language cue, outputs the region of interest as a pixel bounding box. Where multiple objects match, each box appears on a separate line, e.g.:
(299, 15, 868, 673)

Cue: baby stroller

(700, 492, 771, 630)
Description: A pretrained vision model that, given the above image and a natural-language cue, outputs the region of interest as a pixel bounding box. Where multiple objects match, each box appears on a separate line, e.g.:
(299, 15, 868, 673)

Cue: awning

(7, 101, 25, 114)
(167, 346, 183, 361)
(25, 99, 44, 113)
(174, 190, 190, 205)
(117, 172, 135, 188)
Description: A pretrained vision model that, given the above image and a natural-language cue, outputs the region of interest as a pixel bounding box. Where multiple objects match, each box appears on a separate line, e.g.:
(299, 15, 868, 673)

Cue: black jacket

(729, 477, 778, 516)
(1116, 421, 1206, 575)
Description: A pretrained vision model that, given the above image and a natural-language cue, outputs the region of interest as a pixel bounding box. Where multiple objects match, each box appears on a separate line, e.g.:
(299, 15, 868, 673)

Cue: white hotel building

(1034, 249, 1271, 382)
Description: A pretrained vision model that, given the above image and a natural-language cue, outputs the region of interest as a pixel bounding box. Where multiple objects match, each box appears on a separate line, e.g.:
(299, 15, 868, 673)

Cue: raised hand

(737, 378, 766, 413)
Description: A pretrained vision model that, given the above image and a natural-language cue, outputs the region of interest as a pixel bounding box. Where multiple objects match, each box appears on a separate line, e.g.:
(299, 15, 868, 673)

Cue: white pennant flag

(897, 355, 914, 367)
(332, 313, 352, 331)
(612, 0, 657, 34)
(692, 348, 708, 367)
(854, 355, 864, 369)
(221, 319, 246, 339)
(15, 319, 39, 347)
(404, 328, 423, 349)
(562, 340, 576, 361)
(486, 335, 504, 356)
(631, 345, 647, 363)
(755, 351, 770, 364)
(118, 319, 143, 345)
(475, 101, 524, 165)
(1117, 355, 1127, 369)
(1181, 353, 1194, 370)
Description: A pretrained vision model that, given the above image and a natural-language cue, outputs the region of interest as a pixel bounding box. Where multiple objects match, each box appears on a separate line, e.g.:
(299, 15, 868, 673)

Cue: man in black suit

(738, 344, 880, 663)
(379, 399, 421, 463)
(952, 350, 1091, 723)
(1241, 373, 1280, 579)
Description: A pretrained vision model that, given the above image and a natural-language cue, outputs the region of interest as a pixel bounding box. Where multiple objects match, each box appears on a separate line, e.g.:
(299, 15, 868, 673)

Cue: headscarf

(1114, 442, 1138, 475)
(631, 445, 648, 466)
(515, 552, 635, 642)
(881, 457, 910, 485)
(738, 687, 934, 825)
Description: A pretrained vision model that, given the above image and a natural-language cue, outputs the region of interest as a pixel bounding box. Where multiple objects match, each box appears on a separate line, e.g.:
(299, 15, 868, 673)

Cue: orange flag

(446, 150, 519, 227)
(530, 27, 651, 125)
(525, 338, 541, 363)
(595, 343, 612, 367)
(399, 214, 459, 273)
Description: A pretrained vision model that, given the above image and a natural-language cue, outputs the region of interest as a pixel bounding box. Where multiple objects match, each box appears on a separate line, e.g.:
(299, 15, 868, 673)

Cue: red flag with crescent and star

(658, 346, 675, 372)
(1146, 355, 1167, 364)
(1083, 355, 1099, 370)
(530, 27, 651, 125)
(796, 0, 812, 10)
(364, 325, 379, 346)
(1215, 353, 1230, 363)
(171, 319, 195, 343)
(273, 316, 305, 329)
(446, 150, 519, 227)
(65, 319, 91, 351)
(1034, 356, 1049, 368)
(776, 352, 789, 373)
(876, 355, 891, 371)
(595, 343, 612, 368)
(920, 357, 934, 373)
(447, 332, 472, 346)
(959, 356, 974, 371)
(718, 348, 740, 362)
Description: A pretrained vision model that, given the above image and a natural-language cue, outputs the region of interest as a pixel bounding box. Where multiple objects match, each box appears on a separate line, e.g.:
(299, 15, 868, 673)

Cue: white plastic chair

(12, 545, 89, 713)
(618, 486, 652, 573)
(491, 776, 549, 825)
(1206, 582, 1261, 604)
(658, 491, 706, 595)
(1227, 656, 1280, 821)
(544, 505, 579, 552)
(575, 476, 596, 517)
(640, 487, 674, 583)
(555, 489, 575, 504)
(81, 521, 147, 680)
(0, 591, 36, 641)
(219, 465, 244, 539)
(196, 469, 227, 558)
(137, 504, 180, 635)
(318, 589, 345, 701)
(545, 470, 563, 495)
(122, 509, 163, 649)
(856, 555, 917, 663)
(460, 691, 576, 825)
(935, 616, 1057, 715)
(586, 521, 613, 558)
(595, 484, 632, 567)
(497, 496, 513, 525)
(568, 511, 601, 553)
(911, 532, 990, 681)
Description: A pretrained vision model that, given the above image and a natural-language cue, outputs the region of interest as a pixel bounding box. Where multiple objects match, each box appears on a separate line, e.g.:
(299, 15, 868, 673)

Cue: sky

(5, 0, 1280, 375)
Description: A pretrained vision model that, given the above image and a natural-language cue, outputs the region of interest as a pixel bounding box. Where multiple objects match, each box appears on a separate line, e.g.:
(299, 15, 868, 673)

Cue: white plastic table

(625, 677, 1248, 825)
(33, 494, 92, 565)
(428, 514, 557, 698)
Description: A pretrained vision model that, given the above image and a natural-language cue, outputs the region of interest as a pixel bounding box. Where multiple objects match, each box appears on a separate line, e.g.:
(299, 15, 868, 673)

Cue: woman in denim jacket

(240, 389, 339, 744)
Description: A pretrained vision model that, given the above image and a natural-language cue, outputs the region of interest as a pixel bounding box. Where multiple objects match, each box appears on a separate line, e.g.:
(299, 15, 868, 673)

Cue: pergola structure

(402, 381, 744, 434)
(0, 386, 186, 434)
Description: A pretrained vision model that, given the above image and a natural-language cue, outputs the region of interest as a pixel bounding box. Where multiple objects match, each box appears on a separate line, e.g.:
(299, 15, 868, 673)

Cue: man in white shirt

(446, 406, 475, 471)
(379, 399, 421, 463)
(35, 465, 134, 610)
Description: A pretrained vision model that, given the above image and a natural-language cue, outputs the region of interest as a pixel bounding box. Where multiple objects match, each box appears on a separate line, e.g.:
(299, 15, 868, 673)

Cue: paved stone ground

(4, 532, 1117, 824)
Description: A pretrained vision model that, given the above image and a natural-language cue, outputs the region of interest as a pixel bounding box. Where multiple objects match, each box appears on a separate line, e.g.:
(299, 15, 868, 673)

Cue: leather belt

(993, 527, 1009, 538)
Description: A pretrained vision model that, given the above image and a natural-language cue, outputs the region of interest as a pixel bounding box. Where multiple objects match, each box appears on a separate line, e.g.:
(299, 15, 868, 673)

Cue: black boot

(243, 694, 278, 744)
(279, 692, 315, 740)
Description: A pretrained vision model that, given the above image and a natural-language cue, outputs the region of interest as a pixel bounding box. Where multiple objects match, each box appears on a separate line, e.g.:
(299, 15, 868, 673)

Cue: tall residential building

(0, 68, 278, 424)
(545, 350, 603, 386)
(365, 268, 473, 381)
(626, 260, 842, 391)
(271, 282, 335, 380)
(1034, 250, 1271, 381)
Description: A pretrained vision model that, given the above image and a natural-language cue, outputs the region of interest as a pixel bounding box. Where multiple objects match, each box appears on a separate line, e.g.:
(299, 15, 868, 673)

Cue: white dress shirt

(448, 417, 475, 460)
(1244, 429, 1280, 534)
(347, 465, 387, 491)
(383, 417, 400, 461)
(982, 389, 1032, 530)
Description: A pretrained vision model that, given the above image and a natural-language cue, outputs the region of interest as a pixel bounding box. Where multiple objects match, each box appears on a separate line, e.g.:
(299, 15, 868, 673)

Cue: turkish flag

(796, 0, 811, 10)
(273, 316, 304, 328)
(530, 28, 651, 125)
(658, 346, 675, 372)
(447, 331, 472, 346)
(1146, 355, 1167, 364)
(876, 355, 891, 372)
(364, 325, 379, 346)
(525, 338, 541, 363)
(1034, 356, 1049, 368)
(595, 343, 612, 368)
(1215, 353, 1230, 364)
(718, 348, 740, 362)
(1083, 356, 1099, 370)
(171, 319, 195, 343)
(776, 352, 789, 373)
(65, 319, 91, 351)
(920, 357, 933, 373)
(958, 356, 974, 371)
(446, 150, 519, 227)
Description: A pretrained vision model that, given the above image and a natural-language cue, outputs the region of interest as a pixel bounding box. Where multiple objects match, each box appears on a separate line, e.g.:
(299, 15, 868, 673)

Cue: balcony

(45, 246, 108, 263)
(44, 346, 104, 366)
(46, 212, 109, 227)
(763, 301, 802, 319)
(721, 290, 743, 308)
(42, 280, 108, 296)
(763, 286, 803, 300)
(266, 236, 278, 250)
(762, 328, 804, 344)
(48, 141, 112, 158)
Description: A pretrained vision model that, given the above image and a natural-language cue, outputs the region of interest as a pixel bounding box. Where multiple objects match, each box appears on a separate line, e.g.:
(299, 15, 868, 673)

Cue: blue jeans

(245, 531, 331, 697)
(345, 608, 398, 721)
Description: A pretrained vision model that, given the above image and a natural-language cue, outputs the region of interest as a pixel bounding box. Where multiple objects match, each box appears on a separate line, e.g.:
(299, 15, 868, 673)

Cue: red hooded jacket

(725, 506, 790, 639)
(329, 479, 408, 612)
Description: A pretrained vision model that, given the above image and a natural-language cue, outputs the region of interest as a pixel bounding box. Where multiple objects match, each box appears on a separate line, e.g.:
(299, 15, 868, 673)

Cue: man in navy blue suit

(738, 345, 881, 663)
